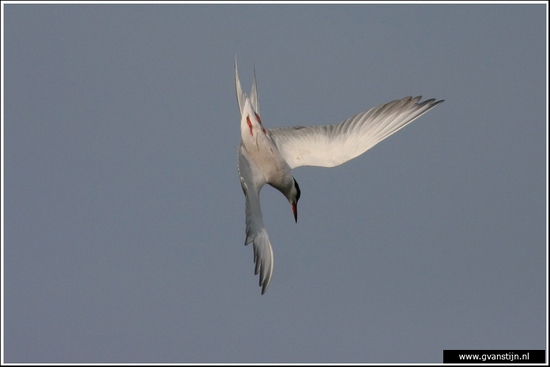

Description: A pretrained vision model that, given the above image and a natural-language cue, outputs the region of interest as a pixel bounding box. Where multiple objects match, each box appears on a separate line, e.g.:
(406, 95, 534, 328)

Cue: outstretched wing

(237, 145, 273, 294)
(268, 96, 444, 169)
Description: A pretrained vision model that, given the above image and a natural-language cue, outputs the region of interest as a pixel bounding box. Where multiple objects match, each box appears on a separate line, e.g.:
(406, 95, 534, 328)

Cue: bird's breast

(242, 132, 291, 189)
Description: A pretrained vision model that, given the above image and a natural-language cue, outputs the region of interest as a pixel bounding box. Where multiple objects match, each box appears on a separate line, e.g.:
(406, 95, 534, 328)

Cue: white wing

(237, 145, 273, 294)
(268, 96, 444, 169)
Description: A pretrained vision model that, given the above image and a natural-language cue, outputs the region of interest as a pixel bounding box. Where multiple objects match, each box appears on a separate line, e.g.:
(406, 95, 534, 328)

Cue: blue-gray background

(3, 3, 547, 363)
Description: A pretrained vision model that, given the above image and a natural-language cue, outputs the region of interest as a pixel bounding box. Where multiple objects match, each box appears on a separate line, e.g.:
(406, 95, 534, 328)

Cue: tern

(235, 58, 443, 294)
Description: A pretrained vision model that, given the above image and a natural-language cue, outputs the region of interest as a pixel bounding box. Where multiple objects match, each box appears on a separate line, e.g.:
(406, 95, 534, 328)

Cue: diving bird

(235, 58, 443, 294)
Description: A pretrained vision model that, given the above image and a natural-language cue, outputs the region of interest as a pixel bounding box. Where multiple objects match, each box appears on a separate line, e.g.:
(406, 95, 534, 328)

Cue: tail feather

(235, 56, 260, 116)
(235, 55, 245, 115)
(250, 67, 260, 115)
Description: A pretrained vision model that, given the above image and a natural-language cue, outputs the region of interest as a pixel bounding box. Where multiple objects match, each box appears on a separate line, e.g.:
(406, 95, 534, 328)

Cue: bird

(235, 58, 443, 294)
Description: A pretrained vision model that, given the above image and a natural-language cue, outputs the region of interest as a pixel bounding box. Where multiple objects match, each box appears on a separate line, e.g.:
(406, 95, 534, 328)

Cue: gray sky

(3, 2, 547, 364)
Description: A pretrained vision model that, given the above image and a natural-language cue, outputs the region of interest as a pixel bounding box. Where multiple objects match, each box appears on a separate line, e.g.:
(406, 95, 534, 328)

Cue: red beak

(292, 202, 298, 223)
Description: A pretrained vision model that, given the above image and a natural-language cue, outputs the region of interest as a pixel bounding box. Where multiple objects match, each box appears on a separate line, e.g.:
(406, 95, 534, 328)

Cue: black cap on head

(293, 178, 301, 202)
(292, 178, 300, 223)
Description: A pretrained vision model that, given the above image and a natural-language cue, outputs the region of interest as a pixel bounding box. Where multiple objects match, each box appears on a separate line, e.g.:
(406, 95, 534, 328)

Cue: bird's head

(288, 178, 301, 223)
